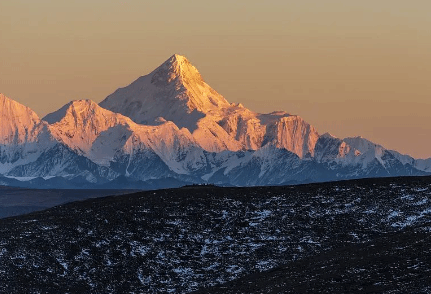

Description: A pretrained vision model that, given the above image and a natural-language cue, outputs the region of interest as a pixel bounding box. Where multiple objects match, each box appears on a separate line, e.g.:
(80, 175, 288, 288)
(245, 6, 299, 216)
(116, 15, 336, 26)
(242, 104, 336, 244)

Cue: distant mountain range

(1, 54, 430, 188)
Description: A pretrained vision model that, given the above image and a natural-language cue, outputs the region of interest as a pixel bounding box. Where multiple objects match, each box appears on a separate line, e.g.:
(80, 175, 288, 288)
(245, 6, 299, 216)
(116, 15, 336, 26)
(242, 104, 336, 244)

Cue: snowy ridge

(44, 100, 135, 156)
(0, 93, 42, 145)
(100, 55, 319, 157)
(0, 94, 56, 174)
(0, 54, 430, 187)
(45, 100, 207, 178)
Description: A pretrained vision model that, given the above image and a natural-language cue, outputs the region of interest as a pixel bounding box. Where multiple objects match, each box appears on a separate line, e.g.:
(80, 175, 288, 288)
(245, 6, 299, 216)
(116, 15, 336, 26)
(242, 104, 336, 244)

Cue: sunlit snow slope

(0, 54, 429, 187)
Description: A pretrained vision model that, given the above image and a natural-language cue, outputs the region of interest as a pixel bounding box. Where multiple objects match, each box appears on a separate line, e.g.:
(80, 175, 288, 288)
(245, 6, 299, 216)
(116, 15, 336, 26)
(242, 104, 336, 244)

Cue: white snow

(99, 55, 319, 157)
(0, 54, 429, 184)
(0, 94, 56, 174)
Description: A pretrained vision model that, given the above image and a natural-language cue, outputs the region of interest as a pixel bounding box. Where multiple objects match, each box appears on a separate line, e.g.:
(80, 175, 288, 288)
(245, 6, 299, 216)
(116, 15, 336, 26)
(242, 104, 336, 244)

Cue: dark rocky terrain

(1, 176, 431, 293)
(200, 225, 431, 294)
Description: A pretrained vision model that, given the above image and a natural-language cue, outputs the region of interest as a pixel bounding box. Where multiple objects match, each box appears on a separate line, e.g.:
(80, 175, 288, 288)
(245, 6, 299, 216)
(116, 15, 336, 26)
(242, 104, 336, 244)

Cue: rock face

(0, 54, 429, 187)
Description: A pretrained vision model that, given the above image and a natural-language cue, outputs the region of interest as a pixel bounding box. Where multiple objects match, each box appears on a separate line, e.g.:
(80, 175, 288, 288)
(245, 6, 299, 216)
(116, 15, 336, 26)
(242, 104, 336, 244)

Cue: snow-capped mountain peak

(0, 94, 58, 175)
(151, 54, 203, 85)
(42, 99, 204, 174)
(44, 99, 133, 126)
(150, 54, 231, 112)
(44, 99, 135, 155)
(1, 53, 429, 188)
(343, 136, 382, 154)
(99, 55, 320, 157)
(99, 54, 231, 131)
(0, 93, 42, 145)
(44, 99, 95, 124)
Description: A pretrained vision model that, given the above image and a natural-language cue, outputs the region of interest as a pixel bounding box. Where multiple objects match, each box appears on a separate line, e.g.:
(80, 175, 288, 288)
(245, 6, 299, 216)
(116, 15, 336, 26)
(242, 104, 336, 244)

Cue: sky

(1, 0, 430, 158)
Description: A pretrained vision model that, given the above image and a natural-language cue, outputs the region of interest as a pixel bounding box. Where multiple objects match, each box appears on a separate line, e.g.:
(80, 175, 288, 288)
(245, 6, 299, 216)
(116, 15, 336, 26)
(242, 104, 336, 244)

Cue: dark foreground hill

(0, 176, 431, 293)
(198, 225, 431, 294)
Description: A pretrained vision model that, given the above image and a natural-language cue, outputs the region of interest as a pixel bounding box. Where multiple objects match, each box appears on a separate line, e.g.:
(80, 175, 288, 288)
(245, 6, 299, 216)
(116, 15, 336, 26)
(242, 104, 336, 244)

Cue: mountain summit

(0, 93, 43, 145)
(99, 54, 231, 132)
(100, 54, 319, 155)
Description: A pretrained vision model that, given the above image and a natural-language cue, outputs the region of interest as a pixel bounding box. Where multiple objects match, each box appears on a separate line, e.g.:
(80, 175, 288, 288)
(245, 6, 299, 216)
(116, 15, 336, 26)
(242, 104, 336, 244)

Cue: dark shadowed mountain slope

(198, 224, 431, 294)
(1, 176, 431, 293)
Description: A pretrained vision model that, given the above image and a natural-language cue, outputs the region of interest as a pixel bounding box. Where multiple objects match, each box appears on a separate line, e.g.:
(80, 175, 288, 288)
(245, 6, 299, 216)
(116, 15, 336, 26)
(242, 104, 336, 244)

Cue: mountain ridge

(99, 55, 320, 156)
(0, 54, 430, 188)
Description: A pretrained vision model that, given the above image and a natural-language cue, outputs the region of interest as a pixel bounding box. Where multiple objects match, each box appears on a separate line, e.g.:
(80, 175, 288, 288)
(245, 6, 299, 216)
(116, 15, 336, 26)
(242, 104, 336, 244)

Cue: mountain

(44, 99, 208, 182)
(0, 94, 55, 174)
(0, 96, 116, 182)
(100, 54, 319, 157)
(44, 99, 140, 165)
(0, 54, 429, 188)
(100, 54, 231, 129)
(0, 93, 42, 145)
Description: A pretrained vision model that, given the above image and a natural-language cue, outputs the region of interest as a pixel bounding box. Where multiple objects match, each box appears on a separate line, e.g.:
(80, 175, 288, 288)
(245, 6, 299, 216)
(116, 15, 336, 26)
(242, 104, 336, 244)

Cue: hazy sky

(1, 1, 430, 158)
